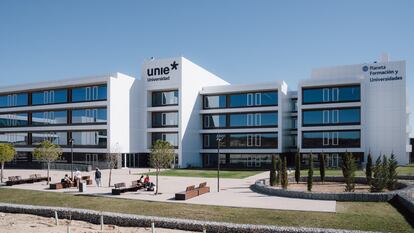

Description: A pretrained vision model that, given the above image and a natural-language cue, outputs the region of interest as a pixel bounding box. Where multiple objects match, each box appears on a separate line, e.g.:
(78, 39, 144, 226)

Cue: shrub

(387, 154, 398, 190)
(270, 154, 277, 186)
(295, 149, 300, 184)
(342, 152, 356, 192)
(319, 153, 326, 183)
(281, 155, 288, 189)
(276, 155, 281, 185)
(370, 155, 388, 192)
(307, 154, 313, 192)
(366, 153, 373, 185)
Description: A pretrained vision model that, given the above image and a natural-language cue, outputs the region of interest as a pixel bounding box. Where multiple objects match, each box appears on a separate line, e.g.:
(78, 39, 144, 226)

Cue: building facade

(1, 56, 411, 169)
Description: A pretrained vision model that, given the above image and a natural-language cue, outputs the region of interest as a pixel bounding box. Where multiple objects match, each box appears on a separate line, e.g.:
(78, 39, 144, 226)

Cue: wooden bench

(81, 175, 93, 185)
(196, 182, 210, 195)
(6, 175, 50, 186)
(175, 185, 198, 200)
(111, 181, 142, 195)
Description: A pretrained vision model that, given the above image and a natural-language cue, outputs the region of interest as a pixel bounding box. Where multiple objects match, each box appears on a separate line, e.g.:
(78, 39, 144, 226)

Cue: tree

(0, 143, 16, 183)
(371, 155, 387, 192)
(319, 153, 326, 183)
(341, 152, 356, 192)
(295, 149, 301, 184)
(150, 140, 175, 195)
(106, 143, 121, 187)
(307, 154, 313, 192)
(281, 155, 288, 189)
(387, 154, 398, 190)
(33, 140, 62, 184)
(269, 154, 277, 186)
(276, 155, 281, 185)
(366, 153, 373, 185)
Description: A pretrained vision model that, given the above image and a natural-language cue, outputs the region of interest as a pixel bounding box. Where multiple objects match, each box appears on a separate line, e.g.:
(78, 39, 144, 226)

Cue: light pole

(216, 134, 224, 192)
(69, 138, 74, 179)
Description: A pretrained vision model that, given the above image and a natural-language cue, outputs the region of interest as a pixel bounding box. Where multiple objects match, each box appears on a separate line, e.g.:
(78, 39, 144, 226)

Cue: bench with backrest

(111, 181, 142, 195)
(49, 179, 75, 190)
(6, 175, 50, 186)
(175, 185, 199, 200)
(81, 175, 93, 185)
(196, 182, 210, 195)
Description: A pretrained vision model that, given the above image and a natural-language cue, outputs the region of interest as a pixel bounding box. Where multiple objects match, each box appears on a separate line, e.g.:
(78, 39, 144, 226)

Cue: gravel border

(251, 177, 414, 202)
(0, 202, 381, 233)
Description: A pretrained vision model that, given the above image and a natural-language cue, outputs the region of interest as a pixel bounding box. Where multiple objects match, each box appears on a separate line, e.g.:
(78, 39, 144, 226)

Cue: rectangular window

(72, 84, 107, 102)
(0, 93, 28, 108)
(0, 113, 29, 127)
(229, 112, 277, 128)
(71, 130, 107, 147)
(152, 90, 179, 107)
(152, 112, 178, 127)
(302, 130, 360, 148)
(32, 89, 68, 105)
(152, 132, 178, 148)
(203, 95, 226, 109)
(32, 111, 67, 126)
(71, 108, 107, 124)
(302, 108, 360, 126)
(302, 85, 360, 104)
(203, 114, 226, 129)
(31, 132, 67, 145)
(0, 132, 28, 145)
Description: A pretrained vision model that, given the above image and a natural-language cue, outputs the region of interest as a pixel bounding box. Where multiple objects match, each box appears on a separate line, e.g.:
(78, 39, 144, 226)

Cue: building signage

(146, 61, 179, 82)
(362, 65, 403, 82)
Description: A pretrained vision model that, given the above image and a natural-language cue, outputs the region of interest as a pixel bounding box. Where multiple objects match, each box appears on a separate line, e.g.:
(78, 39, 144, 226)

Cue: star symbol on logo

(171, 61, 179, 70)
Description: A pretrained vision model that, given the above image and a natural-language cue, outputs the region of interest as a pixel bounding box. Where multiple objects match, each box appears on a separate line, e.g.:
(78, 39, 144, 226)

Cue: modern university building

(0, 55, 411, 170)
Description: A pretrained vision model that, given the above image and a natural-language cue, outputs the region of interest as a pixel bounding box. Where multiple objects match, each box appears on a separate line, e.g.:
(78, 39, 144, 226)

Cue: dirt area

(0, 212, 197, 233)
(284, 182, 379, 193)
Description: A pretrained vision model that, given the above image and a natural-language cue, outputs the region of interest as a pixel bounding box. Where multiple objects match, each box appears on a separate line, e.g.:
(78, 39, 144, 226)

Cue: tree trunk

(155, 169, 159, 195)
(1, 162, 4, 183)
(47, 162, 50, 185)
(109, 168, 112, 187)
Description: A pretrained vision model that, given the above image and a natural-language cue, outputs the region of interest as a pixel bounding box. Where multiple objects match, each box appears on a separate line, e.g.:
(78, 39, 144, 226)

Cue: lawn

(294, 165, 414, 177)
(0, 189, 411, 233)
(143, 169, 263, 179)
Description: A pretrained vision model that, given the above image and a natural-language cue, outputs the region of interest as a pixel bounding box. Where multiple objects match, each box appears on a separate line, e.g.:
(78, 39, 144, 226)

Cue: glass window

(152, 112, 178, 127)
(0, 132, 28, 145)
(32, 89, 68, 105)
(0, 93, 28, 108)
(32, 111, 67, 126)
(229, 112, 277, 127)
(229, 93, 249, 107)
(302, 108, 360, 126)
(152, 90, 178, 106)
(203, 95, 226, 109)
(302, 85, 360, 104)
(260, 112, 278, 127)
(152, 132, 178, 148)
(0, 113, 29, 127)
(260, 92, 278, 106)
(71, 108, 107, 124)
(203, 114, 226, 128)
(72, 84, 107, 102)
(302, 130, 360, 148)
(291, 99, 298, 111)
(71, 131, 107, 146)
(31, 132, 67, 145)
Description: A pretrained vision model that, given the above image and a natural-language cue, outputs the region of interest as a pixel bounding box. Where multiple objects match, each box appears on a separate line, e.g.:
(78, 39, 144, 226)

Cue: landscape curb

(0, 202, 381, 233)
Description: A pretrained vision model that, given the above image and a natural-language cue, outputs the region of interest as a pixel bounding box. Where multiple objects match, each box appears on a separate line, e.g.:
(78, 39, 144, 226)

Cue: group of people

(137, 175, 155, 190)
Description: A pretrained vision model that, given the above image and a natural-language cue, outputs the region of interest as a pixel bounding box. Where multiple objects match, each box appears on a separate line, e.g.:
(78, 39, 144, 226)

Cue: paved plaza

(0, 169, 336, 213)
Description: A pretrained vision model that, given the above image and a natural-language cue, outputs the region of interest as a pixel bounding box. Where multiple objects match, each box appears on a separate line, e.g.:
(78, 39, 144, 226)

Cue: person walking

(95, 167, 102, 187)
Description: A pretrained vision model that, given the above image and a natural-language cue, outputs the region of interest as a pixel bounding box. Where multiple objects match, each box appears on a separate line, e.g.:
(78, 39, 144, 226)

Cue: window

(0, 113, 29, 127)
(229, 112, 277, 128)
(302, 85, 360, 104)
(152, 132, 178, 148)
(203, 95, 226, 109)
(32, 111, 67, 125)
(72, 84, 107, 102)
(152, 112, 178, 127)
(302, 130, 360, 148)
(71, 131, 107, 147)
(72, 108, 107, 124)
(32, 89, 67, 105)
(203, 114, 226, 128)
(0, 132, 28, 145)
(229, 91, 277, 108)
(302, 108, 360, 126)
(152, 90, 178, 106)
(291, 99, 298, 112)
(31, 132, 67, 145)
(0, 93, 28, 108)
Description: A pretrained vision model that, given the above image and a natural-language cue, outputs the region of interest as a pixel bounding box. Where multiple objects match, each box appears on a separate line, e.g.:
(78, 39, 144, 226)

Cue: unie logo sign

(146, 61, 179, 82)
(362, 64, 403, 83)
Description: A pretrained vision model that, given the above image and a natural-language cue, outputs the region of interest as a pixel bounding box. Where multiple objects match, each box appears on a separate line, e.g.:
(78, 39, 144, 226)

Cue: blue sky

(0, 1, 413, 102)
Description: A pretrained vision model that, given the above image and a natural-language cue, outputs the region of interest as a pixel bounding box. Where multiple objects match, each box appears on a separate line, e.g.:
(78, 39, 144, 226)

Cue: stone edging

(0, 202, 381, 233)
(251, 177, 414, 202)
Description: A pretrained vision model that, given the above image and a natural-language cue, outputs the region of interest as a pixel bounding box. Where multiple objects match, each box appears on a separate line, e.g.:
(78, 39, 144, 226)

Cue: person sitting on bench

(61, 174, 72, 183)
(138, 175, 144, 185)
(143, 175, 150, 187)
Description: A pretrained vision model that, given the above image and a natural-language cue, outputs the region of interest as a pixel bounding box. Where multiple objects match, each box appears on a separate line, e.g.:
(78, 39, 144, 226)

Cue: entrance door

(85, 154, 99, 167)
(327, 154, 339, 168)
(254, 157, 261, 167)
(247, 156, 253, 167)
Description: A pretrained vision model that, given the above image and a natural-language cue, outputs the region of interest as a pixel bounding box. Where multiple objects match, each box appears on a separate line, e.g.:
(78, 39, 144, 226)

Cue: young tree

(150, 140, 175, 195)
(387, 154, 398, 190)
(269, 154, 277, 186)
(371, 155, 386, 192)
(295, 149, 301, 184)
(307, 154, 313, 192)
(0, 143, 16, 183)
(106, 143, 121, 187)
(276, 155, 281, 185)
(281, 155, 288, 189)
(341, 152, 356, 192)
(366, 152, 373, 185)
(319, 153, 326, 183)
(33, 140, 62, 184)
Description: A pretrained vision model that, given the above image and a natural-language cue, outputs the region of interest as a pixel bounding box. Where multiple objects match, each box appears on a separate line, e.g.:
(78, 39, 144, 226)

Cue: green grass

(142, 169, 263, 179)
(295, 165, 414, 177)
(0, 188, 411, 233)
